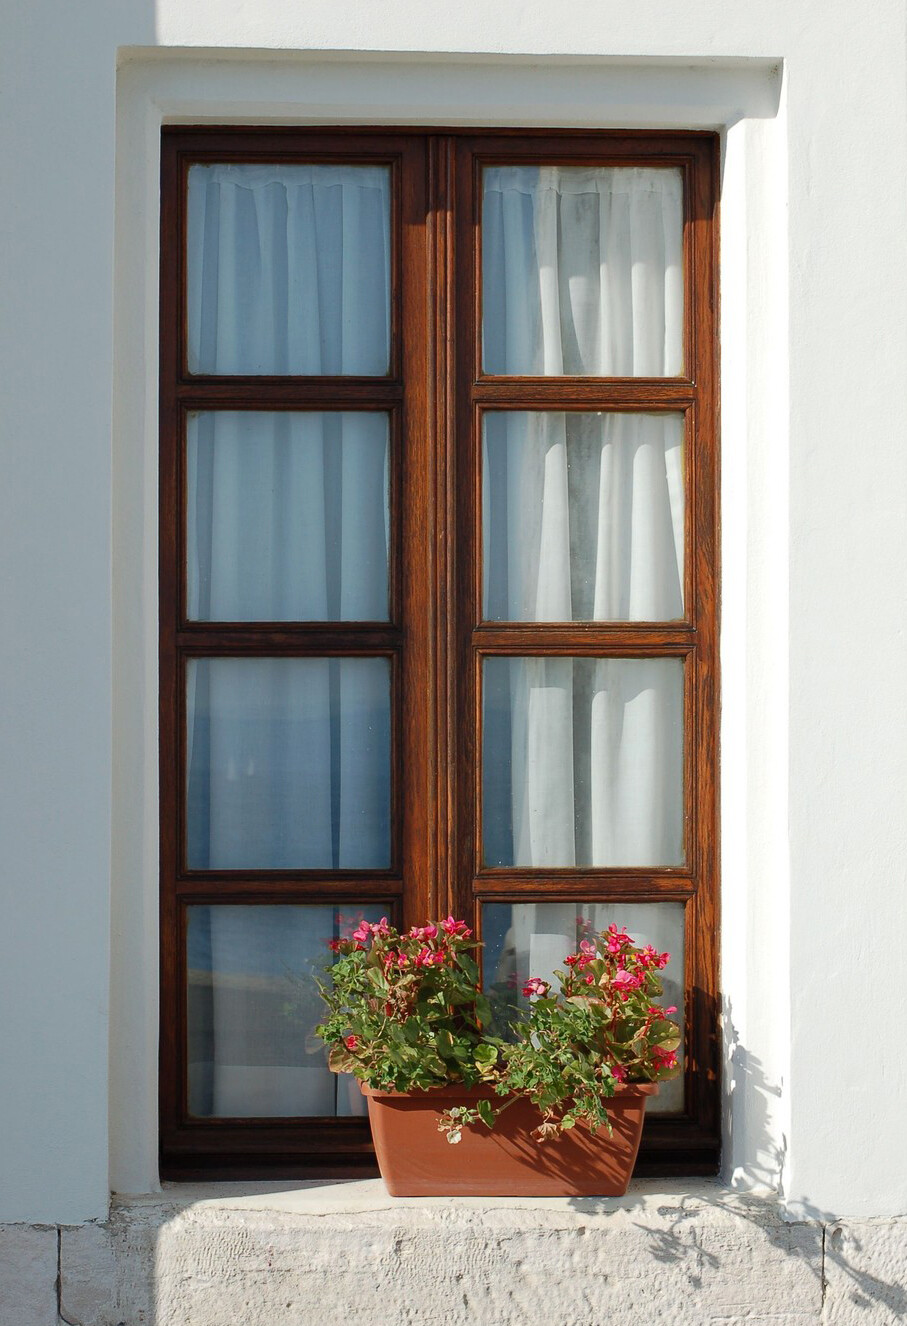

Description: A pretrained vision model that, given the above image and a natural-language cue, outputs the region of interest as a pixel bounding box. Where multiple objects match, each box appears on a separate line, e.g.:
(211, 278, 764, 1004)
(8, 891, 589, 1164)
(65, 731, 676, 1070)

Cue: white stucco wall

(1, 0, 906, 1231)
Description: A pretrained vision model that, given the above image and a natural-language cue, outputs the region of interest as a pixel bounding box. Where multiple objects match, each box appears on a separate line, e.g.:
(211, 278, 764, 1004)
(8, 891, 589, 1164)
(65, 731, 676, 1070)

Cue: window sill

(59, 1180, 827, 1325)
(123, 1174, 780, 1219)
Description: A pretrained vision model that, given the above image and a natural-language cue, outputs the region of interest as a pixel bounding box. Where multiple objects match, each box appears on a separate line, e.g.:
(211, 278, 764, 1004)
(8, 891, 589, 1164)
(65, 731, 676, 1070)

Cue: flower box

(317, 915, 679, 1198)
(361, 1080, 659, 1197)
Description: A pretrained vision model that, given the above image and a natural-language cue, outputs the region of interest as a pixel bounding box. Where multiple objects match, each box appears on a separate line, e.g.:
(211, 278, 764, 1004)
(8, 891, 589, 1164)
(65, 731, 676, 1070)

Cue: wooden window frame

(159, 126, 720, 1180)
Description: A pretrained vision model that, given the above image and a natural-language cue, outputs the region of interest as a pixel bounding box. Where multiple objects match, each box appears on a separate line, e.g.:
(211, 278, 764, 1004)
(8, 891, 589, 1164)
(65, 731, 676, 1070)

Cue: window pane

(482, 166, 683, 376)
(482, 900, 685, 1112)
(187, 411, 390, 622)
(483, 412, 684, 622)
(483, 657, 683, 867)
(186, 657, 392, 870)
(187, 163, 391, 375)
(187, 903, 386, 1117)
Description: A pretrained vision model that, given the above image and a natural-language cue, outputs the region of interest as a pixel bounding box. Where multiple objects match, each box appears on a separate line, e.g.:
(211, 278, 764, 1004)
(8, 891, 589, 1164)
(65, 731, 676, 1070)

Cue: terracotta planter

(361, 1081, 658, 1197)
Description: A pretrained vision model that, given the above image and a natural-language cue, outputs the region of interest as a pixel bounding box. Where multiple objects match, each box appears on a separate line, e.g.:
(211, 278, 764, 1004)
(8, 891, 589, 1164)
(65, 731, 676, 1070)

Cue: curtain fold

(187, 163, 391, 376)
(483, 411, 684, 622)
(187, 905, 376, 1119)
(482, 166, 683, 376)
(184, 164, 393, 1118)
(481, 166, 685, 873)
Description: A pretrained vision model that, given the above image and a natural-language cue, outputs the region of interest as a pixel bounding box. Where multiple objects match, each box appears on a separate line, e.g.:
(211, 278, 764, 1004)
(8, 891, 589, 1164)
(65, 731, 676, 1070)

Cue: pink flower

(612, 968, 643, 993)
(652, 1047, 677, 1070)
(371, 917, 391, 937)
(605, 924, 631, 953)
(352, 922, 372, 944)
(579, 939, 596, 956)
(664, 1006, 677, 1016)
(611, 1063, 627, 1083)
(440, 917, 472, 937)
(344, 1035, 359, 1051)
(640, 945, 670, 969)
(584, 974, 595, 985)
(328, 939, 343, 952)
(413, 946, 446, 968)
(408, 923, 438, 940)
(522, 977, 551, 998)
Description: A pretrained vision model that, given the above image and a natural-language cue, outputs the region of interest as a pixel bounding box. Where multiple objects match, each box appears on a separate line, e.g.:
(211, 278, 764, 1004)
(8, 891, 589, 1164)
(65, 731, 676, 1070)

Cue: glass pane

(187, 903, 386, 1117)
(482, 901, 685, 1113)
(483, 657, 683, 867)
(482, 166, 683, 376)
(187, 163, 391, 375)
(483, 412, 684, 622)
(186, 657, 391, 870)
(187, 411, 390, 622)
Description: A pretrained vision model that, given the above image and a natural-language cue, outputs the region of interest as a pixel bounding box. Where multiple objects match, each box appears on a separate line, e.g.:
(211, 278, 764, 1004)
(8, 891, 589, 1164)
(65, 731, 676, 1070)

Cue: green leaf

(458, 954, 479, 982)
(649, 1020, 682, 1051)
(476, 1098, 495, 1128)
(327, 1046, 354, 1073)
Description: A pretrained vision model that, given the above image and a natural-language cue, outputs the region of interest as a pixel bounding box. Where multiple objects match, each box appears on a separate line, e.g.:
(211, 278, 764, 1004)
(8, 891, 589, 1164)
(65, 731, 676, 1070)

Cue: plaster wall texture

(1, 0, 906, 1243)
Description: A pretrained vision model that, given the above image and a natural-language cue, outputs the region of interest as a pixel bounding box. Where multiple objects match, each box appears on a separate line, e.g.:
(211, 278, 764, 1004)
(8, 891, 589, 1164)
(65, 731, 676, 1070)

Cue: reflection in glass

(482, 165, 683, 376)
(482, 900, 685, 1112)
(187, 904, 385, 1117)
(483, 412, 684, 622)
(187, 411, 390, 622)
(483, 656, 683, 867)
(186, 657, 391, 870)
(187, 163, 391, 375)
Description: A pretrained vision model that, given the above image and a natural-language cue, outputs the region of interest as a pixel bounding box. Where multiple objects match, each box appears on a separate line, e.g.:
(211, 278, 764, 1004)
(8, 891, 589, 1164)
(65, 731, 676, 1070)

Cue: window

(159, 128, 719, 1178)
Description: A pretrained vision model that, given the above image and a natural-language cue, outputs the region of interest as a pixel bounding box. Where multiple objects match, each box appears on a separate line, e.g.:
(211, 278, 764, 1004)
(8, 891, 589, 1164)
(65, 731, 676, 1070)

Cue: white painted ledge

(45, 1180, 907, 1324)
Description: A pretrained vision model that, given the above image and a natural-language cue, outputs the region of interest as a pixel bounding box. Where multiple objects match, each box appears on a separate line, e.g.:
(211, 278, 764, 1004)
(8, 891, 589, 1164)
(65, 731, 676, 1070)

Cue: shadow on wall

(566, 1001, 907, 1319)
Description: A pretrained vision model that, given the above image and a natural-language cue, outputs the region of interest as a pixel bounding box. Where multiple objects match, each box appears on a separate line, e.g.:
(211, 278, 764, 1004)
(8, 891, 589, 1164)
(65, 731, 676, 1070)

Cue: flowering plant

(316, 917, 501, 1093)
(316, 918, 681, 1144)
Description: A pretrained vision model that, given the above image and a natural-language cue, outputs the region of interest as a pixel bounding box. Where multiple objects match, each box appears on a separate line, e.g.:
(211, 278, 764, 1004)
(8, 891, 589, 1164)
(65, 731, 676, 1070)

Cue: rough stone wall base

(2, 1181, 906, 1325)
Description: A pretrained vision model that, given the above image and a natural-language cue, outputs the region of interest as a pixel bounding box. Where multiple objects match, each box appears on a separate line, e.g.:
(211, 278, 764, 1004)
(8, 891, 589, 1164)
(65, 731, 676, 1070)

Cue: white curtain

(187, 906, 375, 1119)
(188, 411, 389, 623)
(482, 166, 683, 376)
(481, 167, 685, 872)
(484, 656, 683, 868)
(187, 163, 390, 375)
(483, 411, 684, 622)
(186, 656, 390, 872)
(184, 164, 392, 1118)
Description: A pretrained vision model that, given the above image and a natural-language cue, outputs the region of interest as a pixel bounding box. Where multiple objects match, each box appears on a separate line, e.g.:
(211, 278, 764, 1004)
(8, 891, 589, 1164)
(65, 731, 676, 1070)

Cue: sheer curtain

(482, 165, 683, 376)
(184, 164, 392, 1117)
(481, 167, 686, 873)
(187, 163, 390, 375)
(187, 905, 383, 1119)
(482, 900, 685, 1112)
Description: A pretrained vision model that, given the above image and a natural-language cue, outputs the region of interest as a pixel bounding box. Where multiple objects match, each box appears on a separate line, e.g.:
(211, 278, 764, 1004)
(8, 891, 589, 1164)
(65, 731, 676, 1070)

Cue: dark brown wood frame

(159, 127, 720, 1179)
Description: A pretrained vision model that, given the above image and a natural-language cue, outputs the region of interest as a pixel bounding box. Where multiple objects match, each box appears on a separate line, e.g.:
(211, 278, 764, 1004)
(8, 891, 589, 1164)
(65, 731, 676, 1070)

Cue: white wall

(2, 0, 906, 1225)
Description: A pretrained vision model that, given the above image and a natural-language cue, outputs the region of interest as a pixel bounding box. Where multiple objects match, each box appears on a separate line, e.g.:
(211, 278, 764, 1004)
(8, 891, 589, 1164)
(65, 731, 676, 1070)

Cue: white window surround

(110, 51, 788, 1203)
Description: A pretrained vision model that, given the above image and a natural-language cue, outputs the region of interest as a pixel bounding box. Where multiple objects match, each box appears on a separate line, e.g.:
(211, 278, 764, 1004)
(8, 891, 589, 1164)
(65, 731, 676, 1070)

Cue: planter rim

(358, 1080, 660, 1102)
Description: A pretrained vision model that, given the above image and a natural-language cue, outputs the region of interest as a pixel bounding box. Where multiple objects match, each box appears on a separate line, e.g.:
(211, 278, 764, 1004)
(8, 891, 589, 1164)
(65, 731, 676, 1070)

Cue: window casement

(159, 127, 719, 1179)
